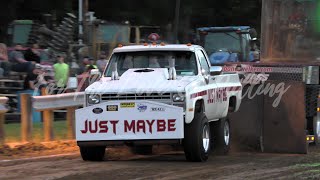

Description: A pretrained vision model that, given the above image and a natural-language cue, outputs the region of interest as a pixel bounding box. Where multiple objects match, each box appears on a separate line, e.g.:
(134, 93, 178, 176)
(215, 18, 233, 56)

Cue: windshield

(203, 32, 241, 55)
(105, 51, 198, 76)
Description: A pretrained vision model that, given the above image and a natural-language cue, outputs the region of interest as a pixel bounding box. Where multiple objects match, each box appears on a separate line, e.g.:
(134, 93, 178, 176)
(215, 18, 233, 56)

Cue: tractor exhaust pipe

(111, 62, 119, 80)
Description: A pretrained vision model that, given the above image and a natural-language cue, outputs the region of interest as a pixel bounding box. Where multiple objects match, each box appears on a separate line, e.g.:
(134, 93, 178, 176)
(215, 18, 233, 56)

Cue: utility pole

(173, 0, 181, 44)
(78, 0, 83, 44)
(83, 0, 89, 44)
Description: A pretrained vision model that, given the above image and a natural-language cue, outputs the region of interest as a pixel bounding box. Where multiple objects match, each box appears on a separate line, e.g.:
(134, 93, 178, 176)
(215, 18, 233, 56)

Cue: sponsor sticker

(107, 105, 118, 111)
(151, 107, 165, 112)
(120, 102, 135, 108)
(92, 107, 103, 114)
(137, 104, 147, 112)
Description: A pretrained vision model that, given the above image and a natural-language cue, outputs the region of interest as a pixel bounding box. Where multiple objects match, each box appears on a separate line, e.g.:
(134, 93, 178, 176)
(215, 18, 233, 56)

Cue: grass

(293, 163, 320, 168)
(4, 121, 68, 143)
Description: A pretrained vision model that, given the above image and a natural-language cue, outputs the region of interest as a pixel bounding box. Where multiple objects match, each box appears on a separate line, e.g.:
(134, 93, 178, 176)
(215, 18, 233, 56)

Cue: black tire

(313, 116, 320, 146)
(183, 112, 211, 162)
(80, 146, 106, 161)
(131, 145, 153, 155)
(213, 118, 231, 155)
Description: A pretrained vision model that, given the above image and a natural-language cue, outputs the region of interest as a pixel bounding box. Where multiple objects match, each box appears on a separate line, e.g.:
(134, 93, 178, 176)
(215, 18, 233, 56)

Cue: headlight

(88, 94, 100, 104)
(172, 93, 185, 102)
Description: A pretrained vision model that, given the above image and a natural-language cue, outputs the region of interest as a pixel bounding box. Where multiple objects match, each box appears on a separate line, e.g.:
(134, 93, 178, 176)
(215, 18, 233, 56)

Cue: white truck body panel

(76, 100, 184, 141)
(76, 44, 242, 143)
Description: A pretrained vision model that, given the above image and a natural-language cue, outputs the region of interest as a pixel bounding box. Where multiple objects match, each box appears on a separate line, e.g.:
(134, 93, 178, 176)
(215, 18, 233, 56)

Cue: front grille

(101, 93, 171, 101)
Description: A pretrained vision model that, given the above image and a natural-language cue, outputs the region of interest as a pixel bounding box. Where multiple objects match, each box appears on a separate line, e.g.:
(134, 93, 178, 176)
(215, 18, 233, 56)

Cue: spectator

(78, 56, 90, 74)
(149, 56, 161, 68)
(53, 55, 69, 93)
(23, 64, 45, 90)
(0, 43, 11, 77)
(86, 57, 97, 71)
(9, 44, 34, 73)
(24, 43, 41, 64)
(96, 53, 108, 73)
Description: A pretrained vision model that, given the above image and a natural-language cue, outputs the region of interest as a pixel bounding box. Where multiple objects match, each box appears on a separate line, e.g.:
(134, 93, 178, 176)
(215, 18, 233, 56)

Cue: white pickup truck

(76, 44, 242, 162)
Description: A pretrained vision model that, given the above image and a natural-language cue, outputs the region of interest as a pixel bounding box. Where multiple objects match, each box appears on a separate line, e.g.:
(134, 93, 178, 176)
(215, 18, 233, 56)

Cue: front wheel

(314, 116, 320, 145)
(183, 112, 211, 162)
(213, 118, 231, 155)
(80, 146, 106, 161)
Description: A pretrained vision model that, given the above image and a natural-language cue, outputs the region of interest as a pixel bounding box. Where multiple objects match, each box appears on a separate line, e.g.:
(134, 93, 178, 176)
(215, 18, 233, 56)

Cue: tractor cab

(197, 26, 259, 65)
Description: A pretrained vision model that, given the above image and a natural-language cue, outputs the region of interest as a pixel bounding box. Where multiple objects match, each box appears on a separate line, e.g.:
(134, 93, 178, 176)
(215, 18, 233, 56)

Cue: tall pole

(173, 0, 181, 44)
(78, 0, 83, 45)
(83, 0, 89, 44)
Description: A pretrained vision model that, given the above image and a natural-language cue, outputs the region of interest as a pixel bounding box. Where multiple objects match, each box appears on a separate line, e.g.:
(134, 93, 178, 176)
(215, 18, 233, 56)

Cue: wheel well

(195, 100, 204, 113)
(229, 96, 236, 112)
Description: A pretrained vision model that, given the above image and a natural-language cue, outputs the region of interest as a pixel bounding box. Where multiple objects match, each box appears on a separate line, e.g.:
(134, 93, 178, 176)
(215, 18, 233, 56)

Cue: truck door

(195, 49, 219, 120)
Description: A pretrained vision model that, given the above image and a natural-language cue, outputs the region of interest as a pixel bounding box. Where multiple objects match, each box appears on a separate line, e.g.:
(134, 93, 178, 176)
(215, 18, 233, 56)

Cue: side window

(196, 50, 210, 73)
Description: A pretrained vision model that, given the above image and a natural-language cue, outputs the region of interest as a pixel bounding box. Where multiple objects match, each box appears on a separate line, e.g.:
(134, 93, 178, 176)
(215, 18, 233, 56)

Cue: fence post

(43, 109, 54, 141)
(67, 107, 76, 139)
(0, 113, 4, 144)
(21, 93, 32, 142)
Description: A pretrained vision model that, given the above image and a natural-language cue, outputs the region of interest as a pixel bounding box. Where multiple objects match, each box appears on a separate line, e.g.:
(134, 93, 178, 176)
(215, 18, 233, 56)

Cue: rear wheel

(183, 112, 211, 162)
(213, 118, 231, 155)
(80, 146, 106, 161)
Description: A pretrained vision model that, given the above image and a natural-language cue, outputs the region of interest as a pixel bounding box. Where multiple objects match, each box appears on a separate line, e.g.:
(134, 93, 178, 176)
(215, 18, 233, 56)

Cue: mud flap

(230, 81, 307, 154)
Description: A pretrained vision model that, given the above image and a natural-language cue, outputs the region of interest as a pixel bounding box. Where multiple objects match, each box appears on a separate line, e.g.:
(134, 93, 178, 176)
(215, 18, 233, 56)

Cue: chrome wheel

(224, 121, 230, 146)
(202, 124, 210, 152)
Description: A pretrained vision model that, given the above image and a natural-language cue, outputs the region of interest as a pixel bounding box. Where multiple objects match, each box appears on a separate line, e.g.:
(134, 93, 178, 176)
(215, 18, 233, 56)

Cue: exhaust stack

(111, 62, 119, 80)
(168, 56, 177, 80)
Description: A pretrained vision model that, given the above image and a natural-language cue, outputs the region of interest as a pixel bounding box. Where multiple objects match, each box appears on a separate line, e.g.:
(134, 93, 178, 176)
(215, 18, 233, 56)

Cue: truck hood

(85, 68, 198, 94)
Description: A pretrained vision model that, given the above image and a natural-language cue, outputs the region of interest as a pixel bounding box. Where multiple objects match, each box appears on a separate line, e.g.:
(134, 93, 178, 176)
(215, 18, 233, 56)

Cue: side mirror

(88, 69, 101, 85)
(210, 66, 222, 76)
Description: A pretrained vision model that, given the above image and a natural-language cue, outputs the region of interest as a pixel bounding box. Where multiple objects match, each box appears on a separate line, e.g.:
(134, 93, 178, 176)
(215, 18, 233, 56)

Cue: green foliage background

(0, 0, 262, 42)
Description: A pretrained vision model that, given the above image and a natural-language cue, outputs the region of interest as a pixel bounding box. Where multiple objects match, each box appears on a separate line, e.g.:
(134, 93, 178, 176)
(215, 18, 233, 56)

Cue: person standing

(78, 56, 90, 74)
(85, 57, 98, 72)
(53, 55, 69, 93)
(96, 53, 108, 73)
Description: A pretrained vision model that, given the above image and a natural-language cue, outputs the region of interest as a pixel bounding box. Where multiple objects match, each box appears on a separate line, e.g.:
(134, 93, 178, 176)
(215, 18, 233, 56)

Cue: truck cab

(197, 26, 259, 65)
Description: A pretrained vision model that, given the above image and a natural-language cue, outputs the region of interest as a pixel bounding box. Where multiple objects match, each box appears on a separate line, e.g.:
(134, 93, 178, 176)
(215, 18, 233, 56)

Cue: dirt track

(1, 143, 320, 180)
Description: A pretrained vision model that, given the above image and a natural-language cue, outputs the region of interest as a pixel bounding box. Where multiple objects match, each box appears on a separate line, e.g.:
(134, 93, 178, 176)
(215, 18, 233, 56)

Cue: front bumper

(76, 100, 184, 142)
(77, 140, 181, 147)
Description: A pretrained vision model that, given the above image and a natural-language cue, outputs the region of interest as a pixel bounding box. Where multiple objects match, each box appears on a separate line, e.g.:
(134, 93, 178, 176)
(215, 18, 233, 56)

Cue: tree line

(0, 0, 262, 43)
